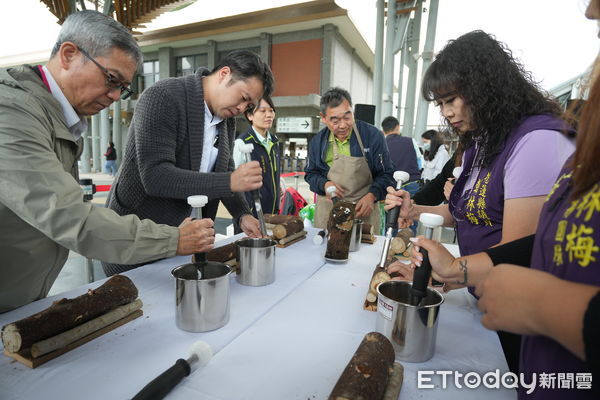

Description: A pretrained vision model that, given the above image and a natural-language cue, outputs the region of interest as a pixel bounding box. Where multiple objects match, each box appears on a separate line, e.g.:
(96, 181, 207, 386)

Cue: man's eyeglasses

(78, 46, 134, 100)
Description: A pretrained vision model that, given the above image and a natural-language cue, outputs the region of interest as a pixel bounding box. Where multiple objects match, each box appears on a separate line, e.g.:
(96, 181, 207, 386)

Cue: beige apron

(314, 124, 380, 229)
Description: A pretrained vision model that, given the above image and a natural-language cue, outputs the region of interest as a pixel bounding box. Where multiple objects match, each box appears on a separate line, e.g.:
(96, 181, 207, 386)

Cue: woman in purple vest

(404, 2, 600, 397)
(385, 31, 575, 373)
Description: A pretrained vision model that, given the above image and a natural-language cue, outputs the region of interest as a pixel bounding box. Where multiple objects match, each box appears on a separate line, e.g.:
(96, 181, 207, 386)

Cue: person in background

(381, 116, 421, 196)
(104, 50, 274, 276)
(104, 141, 117, 176)
(420, 129, 450, 183)
(412, 143, 463, 206)
(385, 30, 576, 374)
(232, 95, 280, 232)
(305, 87, 395, 230)
(0, 11, 213, 313)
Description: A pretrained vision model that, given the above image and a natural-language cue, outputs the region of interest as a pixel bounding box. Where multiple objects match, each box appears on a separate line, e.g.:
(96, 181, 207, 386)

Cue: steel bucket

(236, 238, 277, 286)
(171, 261, 231, 332)
(376, 280, 444, 362)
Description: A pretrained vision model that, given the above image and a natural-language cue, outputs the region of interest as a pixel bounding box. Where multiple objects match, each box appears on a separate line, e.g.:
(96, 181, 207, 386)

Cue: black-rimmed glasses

(78, 46, 134, 100)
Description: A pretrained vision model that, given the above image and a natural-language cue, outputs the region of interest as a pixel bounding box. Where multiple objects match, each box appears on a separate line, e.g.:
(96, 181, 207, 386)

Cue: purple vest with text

(519, 161, 599, 400)
(449, 115, 574, 257)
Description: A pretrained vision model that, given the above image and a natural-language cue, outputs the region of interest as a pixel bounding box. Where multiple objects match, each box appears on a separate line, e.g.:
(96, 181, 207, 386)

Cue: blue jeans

(104, 160, 117, 176)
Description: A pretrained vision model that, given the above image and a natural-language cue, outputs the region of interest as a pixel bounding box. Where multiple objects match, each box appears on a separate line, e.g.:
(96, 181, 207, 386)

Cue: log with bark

(361, 223, 376, 244)
(390, 228, 413, 254)
(272, 219, 305, 239)
(276, 230, 307, 246)
(206, 242, 237, 263)
(263, 214, 300, 225)
(363, 266, 392, 311)
(1, 275, 138, 353)
(328, 332, 395, 400)
(325, 200, 355, 261)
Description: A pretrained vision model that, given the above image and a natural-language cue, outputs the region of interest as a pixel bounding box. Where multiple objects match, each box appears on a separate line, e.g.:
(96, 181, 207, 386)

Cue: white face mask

(422, 142, 431, 151)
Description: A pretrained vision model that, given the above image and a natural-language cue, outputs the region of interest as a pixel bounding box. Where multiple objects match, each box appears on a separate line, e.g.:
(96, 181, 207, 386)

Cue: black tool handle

(386, 206, 400, 231)
(191, 217, 206, 263)
(411, 248, 431, 301)
(132, 358, 191, 400)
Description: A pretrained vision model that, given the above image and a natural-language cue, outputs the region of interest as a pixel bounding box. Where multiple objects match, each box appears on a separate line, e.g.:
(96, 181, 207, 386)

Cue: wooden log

(272, 220, 304, 239)
(390, 228, 413, 254)
(365, 267, 391, 304)
(263, 214, 300, 225)
(382, 362, 405, 400)
(362, 223, 374, 236)
(328, 332, 395, 400)
(325, 201, 355, 261)
(277, 230, 306, 245)
(206, 242, 237, 263)
(1, 275, 138, 353)
(30, 299, 143, 358)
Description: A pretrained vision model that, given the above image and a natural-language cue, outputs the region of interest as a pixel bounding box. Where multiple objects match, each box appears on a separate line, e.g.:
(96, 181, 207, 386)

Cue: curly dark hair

(421, 30, 562, 167)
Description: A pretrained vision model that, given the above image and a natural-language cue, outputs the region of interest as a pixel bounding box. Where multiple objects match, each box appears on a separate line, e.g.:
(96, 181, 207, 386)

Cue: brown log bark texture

(1, 275, 138, 353)
(325, 201, 355, 260)
(328, 332, 395, 400)
(263, 214, 300, 225)
(362, 223, 374, 236)
(272, 220, 304, 239)
(206, 242, 237, 263)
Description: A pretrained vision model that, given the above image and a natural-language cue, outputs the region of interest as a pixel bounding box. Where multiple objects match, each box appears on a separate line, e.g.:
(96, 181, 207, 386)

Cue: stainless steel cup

(349, 219, 363, 252)
(236, 238, 277, 286)
(171, 262, 232, 332)
(376, 280, 444, 362)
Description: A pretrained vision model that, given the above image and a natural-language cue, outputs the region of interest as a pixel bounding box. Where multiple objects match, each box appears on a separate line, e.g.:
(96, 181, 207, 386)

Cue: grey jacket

(0, 66, 180, 313)
(104, 68, 250, 275)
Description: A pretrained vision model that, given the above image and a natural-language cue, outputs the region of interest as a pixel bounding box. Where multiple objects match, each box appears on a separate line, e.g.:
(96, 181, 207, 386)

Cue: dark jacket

(412, 152, 457, 206)
(304, 119, 395, 200)
(237, 128, 280, 216)
(385, 134, 420, 181)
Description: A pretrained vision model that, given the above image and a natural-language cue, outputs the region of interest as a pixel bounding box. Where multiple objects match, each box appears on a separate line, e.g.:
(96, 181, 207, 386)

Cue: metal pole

(381, 0, 397, 120)
(396, 42, 407, 123)
(373, 0, 385, 127)
(414, 0, 440, 137)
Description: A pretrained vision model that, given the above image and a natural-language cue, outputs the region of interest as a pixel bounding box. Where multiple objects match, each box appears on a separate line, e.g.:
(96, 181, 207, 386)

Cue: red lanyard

(37, 65, 51, 93)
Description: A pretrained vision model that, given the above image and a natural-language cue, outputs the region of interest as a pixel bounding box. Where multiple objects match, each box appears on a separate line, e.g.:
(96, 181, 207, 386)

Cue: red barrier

(96, 185, 112, 192)
(280, 172, 306, 178)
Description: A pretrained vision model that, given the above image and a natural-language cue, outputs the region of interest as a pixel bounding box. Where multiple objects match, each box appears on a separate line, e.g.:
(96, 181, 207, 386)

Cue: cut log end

(1, 324, 21, 354)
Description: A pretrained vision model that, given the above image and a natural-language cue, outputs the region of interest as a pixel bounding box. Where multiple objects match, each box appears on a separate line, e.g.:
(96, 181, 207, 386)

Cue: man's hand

(355, 192, 376, 218)
(324, 181, 345, 199)
(240, 214, 263, 237)
(231, 161, 263, 192)
(176, 218, 215, 255)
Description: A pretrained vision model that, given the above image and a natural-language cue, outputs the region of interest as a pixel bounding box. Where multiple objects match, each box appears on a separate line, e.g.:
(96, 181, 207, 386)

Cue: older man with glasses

(0, 11, 215, 313)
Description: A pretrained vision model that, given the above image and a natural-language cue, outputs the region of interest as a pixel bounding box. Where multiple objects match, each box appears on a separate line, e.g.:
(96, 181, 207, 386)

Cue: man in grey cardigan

(0, 11, 214, 313)
(104, 50, 274, 275)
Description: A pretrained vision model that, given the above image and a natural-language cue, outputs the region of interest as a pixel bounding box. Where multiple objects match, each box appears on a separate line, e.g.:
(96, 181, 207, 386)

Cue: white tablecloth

(0, 229, 516, 399)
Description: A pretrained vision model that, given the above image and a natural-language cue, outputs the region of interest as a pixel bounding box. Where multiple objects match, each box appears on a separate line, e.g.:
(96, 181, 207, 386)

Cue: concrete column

(99, 108, 110, 173)
(158, 47, 175, 78)
(373, 0, 385, 126)
(381, 0, 397, 119)
(396, 47, 407, 123)
(402, 3, 422, 139)
(91, 114, 101, 172)
(207, 40, 217, 70)
(80, 121, 91, 173)
(112, 99, 122, 168)
(320, 24, 336, 93)
(260, 33, 272, 65)
(414, 0, 440, 137)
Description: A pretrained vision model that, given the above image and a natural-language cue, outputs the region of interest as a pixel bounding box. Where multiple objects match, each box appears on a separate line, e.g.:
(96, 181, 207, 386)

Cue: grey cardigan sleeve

(133, 84, 235, 200)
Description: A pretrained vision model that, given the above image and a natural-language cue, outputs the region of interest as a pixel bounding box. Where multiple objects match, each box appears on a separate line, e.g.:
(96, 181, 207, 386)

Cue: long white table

(0, 228, 516, 399)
